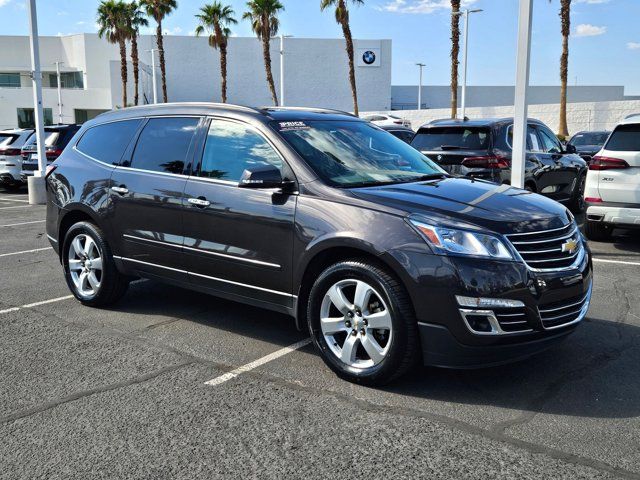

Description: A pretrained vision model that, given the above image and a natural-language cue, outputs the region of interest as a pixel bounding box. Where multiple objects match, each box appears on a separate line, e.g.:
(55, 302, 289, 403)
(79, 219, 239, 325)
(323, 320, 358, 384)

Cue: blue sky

(3, 0, 640, 94)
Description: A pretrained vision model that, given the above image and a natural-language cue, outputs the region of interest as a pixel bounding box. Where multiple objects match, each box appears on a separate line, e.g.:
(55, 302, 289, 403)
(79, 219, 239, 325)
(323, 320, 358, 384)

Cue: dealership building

(0, 33, 392, 129)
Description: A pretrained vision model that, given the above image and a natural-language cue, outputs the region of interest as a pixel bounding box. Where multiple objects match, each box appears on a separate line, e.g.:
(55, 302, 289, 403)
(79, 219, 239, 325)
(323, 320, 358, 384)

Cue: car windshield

(274, 120, 446, 187)
(24, 131, 60, 147)
(0, 134, 18, 147)
(570, 132, 609, 146)
(411, 126, 491, 151)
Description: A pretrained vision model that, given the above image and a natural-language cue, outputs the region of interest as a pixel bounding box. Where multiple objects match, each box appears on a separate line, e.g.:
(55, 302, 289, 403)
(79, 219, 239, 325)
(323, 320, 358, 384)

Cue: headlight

(408, 219, 513, 260)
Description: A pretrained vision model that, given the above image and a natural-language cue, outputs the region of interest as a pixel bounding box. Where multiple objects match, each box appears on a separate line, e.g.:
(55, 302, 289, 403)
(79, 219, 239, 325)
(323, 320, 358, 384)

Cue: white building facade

(0, 33, 392, 129)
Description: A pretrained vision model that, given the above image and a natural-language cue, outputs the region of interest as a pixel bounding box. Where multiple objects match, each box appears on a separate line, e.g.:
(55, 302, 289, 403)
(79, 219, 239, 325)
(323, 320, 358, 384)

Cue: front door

(182, 118, 297, 309)
(109, 116, 201, 281)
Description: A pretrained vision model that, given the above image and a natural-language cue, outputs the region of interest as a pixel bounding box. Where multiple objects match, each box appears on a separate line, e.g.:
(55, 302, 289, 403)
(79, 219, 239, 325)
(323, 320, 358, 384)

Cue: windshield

(0, 134, 18, 147)
(24, 131, 60, 147)
(411, 126, 491, 151)
(570, 132, 609, 147)
(274, 120, 446, 187)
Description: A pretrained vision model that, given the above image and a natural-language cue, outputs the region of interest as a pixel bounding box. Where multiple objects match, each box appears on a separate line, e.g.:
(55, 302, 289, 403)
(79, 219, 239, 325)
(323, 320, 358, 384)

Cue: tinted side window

(605, 124, 640, 151)
(76, 120, 141, 164)
(129, 117, 199, 174)
(199, 120, 282, 182)
(538, 127, 562, 153)
(412, 127, 490, 151)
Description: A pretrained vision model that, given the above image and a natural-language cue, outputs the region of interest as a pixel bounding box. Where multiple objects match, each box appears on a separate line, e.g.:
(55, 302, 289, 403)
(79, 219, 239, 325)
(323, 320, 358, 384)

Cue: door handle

(188, 197, 211, 208)
(111, 186, 129, 195)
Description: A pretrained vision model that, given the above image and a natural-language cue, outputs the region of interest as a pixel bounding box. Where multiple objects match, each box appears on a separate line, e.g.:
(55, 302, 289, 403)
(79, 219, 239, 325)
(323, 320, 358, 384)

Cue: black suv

(411, 118, 588, 212)
(46, 104, 592, 385)
(21, 124, 81, 180)
(566, 130, 610, 163)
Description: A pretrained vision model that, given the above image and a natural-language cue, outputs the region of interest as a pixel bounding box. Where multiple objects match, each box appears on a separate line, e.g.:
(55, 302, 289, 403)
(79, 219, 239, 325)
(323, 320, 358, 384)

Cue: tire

(567, 173, 587, 213)
(584, 220, 613, 242)
(307, 260, 420, 386)
(62, 221, 129, 307)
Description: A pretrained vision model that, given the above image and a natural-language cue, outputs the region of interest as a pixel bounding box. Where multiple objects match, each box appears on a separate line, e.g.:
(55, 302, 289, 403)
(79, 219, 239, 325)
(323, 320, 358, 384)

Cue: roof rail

(121, 102, 264, 115)
(260, 106, 357, 117)
(624, 113, 640, 120)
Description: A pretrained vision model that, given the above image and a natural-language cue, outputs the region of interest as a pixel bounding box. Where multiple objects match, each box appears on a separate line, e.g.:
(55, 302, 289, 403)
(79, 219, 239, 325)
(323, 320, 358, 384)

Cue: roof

(1, 128, 33, 134)
(419, 117, 544, 129)
(621, 113, 640, 125)
(91, 102, 361, 126)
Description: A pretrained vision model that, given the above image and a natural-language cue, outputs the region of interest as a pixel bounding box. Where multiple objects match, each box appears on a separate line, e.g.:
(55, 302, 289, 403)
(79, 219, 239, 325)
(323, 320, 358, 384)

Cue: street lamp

(280, 34, 293, 106)
(416, 63, 425, 110)
(452, 8, 483, 120)
(54, 61, 63, 124)
(147, 49, 158, 104)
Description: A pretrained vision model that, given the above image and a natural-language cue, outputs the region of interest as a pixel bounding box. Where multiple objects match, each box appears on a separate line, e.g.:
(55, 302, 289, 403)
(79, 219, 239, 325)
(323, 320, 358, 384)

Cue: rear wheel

(568, 173, 587, 213)
(62, 221, 129, 306)
(584, 220, 613, 242)
(307, 260, 419, 386)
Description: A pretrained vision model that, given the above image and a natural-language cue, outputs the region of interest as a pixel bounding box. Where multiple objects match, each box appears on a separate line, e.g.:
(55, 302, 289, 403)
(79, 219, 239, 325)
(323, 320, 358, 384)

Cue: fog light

(456, 296, 524, 309)
(464, 314, 493, 333)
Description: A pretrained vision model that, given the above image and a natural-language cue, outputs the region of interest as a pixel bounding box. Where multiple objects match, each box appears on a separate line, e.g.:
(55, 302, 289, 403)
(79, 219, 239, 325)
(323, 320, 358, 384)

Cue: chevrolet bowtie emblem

(561, 238, 578, 254)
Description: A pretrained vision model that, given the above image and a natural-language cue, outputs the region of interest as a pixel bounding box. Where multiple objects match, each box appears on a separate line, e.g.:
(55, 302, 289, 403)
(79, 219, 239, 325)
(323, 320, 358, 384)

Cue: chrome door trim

(114, 255, 294, 297)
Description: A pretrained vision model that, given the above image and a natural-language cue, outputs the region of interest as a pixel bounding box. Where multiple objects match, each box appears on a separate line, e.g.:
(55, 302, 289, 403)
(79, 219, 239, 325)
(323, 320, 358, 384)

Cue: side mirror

(565, 144, 577, 154)
(239, 165, 283, 189)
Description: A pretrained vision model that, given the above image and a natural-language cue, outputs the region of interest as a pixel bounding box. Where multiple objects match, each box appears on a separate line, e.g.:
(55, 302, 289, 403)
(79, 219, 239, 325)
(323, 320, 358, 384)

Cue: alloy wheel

(68, 233, 103, 297)
(319, 279, 393, 369)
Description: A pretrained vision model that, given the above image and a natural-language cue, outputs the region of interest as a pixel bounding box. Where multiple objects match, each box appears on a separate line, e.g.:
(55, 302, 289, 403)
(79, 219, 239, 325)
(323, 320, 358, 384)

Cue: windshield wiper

(398, 173, 448, 184)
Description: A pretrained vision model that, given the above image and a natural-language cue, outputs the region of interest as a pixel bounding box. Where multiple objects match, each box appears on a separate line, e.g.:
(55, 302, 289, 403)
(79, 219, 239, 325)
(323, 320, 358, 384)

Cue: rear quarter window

(605, 124, 640, 151)
(76, 119, 141, 164)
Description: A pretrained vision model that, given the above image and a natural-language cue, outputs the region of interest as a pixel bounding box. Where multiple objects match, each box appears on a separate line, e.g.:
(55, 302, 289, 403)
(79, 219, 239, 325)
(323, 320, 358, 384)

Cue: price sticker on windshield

(278, 121, 310, 131)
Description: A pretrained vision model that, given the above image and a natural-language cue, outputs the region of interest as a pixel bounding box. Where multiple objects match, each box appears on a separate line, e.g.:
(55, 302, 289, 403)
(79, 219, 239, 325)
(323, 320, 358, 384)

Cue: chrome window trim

(114, 255, 295, 297)
(122, 234, 281, 268)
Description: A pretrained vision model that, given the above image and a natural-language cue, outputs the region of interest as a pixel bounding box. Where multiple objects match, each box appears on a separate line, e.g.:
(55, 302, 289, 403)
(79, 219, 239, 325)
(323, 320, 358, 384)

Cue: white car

(583, 115, 640, 240)
(363, 114, 412, 129)
(0, 128, 34, 189)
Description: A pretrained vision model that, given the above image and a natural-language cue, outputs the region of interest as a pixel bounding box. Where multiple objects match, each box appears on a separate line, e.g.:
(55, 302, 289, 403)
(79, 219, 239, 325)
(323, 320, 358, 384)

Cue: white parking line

(0, 295, 74, 315)
(0, 197, 29, 203)
(0, 220, 45, 227)
(0, 205, 32, 210)
(205, 338, 312, 386)
(0, 247, 51, 258)
(593, 258, 640, 267)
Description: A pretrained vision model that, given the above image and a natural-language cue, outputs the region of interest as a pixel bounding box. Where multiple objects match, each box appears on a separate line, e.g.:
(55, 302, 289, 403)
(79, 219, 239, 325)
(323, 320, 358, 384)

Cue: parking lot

(1, 187, 640, 479)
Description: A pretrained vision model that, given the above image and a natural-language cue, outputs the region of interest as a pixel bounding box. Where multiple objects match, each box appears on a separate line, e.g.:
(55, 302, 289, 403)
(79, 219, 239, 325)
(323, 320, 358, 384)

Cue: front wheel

(307, 260, 420, 386)
(62, 221, 129, 307)
(567, 173, 587, 213)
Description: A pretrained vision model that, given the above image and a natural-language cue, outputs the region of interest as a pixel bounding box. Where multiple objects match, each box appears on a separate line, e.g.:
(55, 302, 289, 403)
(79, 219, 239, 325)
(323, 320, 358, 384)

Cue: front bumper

(387, 242, 593, 368)
(587, 202, 640, 228)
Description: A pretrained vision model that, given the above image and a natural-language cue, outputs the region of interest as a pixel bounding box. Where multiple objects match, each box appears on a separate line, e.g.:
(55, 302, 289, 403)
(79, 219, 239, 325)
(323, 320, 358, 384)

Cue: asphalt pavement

(1, 187, 639, 479)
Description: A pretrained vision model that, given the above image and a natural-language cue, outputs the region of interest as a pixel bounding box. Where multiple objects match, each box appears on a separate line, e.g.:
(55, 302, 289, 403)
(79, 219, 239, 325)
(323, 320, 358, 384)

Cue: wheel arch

(58, 205, 106, 258)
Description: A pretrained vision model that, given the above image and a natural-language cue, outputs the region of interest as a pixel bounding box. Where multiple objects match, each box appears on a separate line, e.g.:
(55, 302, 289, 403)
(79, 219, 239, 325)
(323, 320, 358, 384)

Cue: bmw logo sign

(362, 50, 376, 65)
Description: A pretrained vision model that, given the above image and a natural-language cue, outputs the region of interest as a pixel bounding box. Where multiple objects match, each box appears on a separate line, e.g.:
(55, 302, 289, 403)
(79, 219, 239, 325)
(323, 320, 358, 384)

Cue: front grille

(493, 307, 530, 333)
(506, 223, 583, 270)
(538, 289, 591, 329)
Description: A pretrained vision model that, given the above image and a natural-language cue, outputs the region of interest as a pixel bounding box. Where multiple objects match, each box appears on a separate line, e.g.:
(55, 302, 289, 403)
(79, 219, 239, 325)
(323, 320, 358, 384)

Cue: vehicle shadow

(389, 316, 640, 419)
(111, 281, 640, 420)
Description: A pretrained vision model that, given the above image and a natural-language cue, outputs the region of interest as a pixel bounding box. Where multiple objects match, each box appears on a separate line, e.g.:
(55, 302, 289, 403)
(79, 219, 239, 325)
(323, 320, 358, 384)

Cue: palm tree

(243, 0, 284, 106)
(139, 0, 177, 103)
(320, 0, 362, 116)
(195, 2, 237, 103)
(450, 0, 461, 119)
(97, 0, 129, 108)
(557, 0, 571, 137)
(125, 1, 148, 106)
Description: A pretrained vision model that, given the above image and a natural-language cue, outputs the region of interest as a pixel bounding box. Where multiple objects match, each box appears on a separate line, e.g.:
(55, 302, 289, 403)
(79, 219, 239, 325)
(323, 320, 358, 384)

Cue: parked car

(46, 104, 592, 385)
(20, 124, 80, 179)
(378, 124, 415, 144)
(567, 130, 611, 163)
(410, 118, 588, 212)
(363, 113, 412, 128)
(0, 128, 33, 188)
(583, 116, 640, 240)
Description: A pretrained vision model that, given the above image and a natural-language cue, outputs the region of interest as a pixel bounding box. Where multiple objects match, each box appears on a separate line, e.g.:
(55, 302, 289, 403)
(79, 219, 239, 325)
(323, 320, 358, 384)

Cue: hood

(350, 177, 572, 235)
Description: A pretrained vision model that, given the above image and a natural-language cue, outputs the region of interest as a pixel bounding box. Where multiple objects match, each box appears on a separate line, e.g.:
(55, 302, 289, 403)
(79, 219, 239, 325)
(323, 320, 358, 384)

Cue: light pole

(280, 34, 293, 106)
(511, 0, 533, 189)
(148, 49, 158, 104)
(416, 63, 425, 110)
(26, 0, 47, 204)
(453, 8, 483, 119)
(54, 61, 63, 124)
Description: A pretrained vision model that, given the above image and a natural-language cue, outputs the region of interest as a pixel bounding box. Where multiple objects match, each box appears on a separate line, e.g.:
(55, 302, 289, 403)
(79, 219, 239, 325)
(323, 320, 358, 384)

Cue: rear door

(108, 116, 201, 281)
(596, 124, 640, 204)
(181, 118, 297, 308)
(536, 124, 579, 201)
